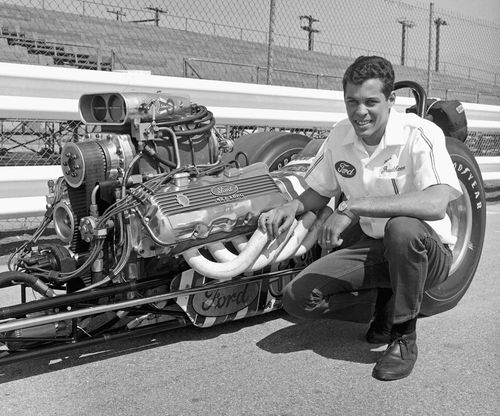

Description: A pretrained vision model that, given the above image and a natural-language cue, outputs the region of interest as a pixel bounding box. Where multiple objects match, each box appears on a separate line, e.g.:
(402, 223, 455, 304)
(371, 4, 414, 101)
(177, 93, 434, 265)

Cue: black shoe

(365, 321, 392, 344)
(372, 332, 418, 381)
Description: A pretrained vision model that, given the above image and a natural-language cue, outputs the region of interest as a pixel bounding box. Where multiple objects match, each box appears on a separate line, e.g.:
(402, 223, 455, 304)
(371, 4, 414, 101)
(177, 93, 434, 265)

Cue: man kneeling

(259, 56, 461, 381)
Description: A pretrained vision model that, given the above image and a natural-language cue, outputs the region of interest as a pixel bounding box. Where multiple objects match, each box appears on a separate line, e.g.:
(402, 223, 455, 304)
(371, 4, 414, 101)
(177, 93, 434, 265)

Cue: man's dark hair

(342, 56, 395, 99)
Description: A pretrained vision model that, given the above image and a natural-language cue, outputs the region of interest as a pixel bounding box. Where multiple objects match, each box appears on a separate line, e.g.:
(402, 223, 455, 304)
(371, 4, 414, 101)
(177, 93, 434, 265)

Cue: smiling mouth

(355, 120, 371, 127)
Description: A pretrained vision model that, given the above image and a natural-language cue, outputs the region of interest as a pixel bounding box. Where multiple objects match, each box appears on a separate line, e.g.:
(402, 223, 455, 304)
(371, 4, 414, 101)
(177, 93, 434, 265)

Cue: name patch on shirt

(380, 155, 405, 176)
(335, 161, 356, 178)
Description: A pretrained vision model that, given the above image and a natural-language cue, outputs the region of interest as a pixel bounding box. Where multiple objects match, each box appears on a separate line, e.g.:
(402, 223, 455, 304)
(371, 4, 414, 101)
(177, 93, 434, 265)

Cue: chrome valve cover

(135, 162, 289, 251)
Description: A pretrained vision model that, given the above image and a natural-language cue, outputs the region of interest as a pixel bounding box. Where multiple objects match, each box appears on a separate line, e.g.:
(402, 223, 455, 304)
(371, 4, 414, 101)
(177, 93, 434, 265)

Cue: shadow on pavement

(256, 318, 382, 364)
(0, 310, 284, 383)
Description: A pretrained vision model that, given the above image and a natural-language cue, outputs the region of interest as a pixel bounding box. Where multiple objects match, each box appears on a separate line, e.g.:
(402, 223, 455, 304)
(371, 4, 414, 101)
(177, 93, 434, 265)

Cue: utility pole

(397, 18, 415, 66)
(107, 8, 126, 21)
(434, 17, 447, 72)
(145, 6, 167, 26)
(300, 15, 319, 51)
(130, 6, 167, 26)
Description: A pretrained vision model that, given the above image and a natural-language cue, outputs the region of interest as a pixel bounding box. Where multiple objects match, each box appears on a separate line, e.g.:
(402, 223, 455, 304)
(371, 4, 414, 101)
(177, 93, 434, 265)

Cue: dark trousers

(282, 217, 453, 325)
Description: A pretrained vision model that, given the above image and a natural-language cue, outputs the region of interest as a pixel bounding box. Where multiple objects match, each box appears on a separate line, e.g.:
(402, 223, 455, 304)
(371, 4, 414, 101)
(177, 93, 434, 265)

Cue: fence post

(266, 0, 276, 85)
(426, 2, 434, 96)
(96, 45, 102, 71)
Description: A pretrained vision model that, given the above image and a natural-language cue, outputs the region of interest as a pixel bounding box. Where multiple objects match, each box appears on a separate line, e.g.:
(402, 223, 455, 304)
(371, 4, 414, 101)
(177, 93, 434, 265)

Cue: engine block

(134, 162, 289, 252)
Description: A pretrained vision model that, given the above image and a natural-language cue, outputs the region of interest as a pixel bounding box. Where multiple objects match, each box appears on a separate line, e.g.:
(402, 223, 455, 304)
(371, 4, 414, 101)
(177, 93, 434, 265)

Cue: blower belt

(67, 142, 107, 253)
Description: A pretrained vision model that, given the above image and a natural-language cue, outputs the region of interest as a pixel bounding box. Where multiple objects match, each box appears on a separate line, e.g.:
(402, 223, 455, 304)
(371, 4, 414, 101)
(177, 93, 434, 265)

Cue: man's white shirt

(304, 109, 462, 245)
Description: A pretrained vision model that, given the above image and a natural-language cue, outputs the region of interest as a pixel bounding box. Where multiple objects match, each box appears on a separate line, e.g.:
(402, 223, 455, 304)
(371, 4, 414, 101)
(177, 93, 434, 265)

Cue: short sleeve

(304, 138, 341, 198)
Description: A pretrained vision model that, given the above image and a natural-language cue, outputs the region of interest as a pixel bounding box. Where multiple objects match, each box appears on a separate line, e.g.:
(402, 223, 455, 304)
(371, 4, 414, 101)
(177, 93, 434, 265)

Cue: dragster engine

(1, 91, 325, 353)
(12, 92, 320, 290)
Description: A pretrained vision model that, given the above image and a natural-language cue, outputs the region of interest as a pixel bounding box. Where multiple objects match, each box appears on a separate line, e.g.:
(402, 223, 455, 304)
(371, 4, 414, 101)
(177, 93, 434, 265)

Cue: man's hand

(258, 200, 300, 238)
(317, 211, 353, 250)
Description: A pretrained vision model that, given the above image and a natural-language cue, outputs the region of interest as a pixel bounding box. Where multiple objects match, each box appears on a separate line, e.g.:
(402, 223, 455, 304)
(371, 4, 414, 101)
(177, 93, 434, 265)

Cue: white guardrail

(0, 62, 499, 219)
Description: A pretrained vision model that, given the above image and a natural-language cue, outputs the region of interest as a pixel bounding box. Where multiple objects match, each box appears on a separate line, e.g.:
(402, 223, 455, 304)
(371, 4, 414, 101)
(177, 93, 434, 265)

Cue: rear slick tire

(226, 132, 311, 171)
(420, 137, 486, 316)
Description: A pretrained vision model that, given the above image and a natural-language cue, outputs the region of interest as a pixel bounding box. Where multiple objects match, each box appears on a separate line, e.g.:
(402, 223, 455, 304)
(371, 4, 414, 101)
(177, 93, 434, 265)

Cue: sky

(407, 0, 500, 22)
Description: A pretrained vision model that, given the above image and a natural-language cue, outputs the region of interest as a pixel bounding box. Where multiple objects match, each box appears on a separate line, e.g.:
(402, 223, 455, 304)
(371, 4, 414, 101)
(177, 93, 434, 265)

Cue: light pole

(397, 18, 415, 66)
(300, 15, 320, 51)
(434, 17, 447, 72)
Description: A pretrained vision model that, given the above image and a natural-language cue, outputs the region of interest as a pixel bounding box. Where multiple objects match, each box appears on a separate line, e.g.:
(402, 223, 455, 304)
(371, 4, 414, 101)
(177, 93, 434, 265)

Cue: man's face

(344, 79, 395, 144)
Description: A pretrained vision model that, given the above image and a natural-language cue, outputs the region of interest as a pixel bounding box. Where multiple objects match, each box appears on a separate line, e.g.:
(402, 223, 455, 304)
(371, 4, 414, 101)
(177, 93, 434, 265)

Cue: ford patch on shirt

(335, 161, 356, 178)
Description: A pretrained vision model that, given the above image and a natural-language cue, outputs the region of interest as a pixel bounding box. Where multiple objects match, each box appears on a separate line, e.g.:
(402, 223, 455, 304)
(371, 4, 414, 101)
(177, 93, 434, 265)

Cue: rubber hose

(0, 271, 56, 297)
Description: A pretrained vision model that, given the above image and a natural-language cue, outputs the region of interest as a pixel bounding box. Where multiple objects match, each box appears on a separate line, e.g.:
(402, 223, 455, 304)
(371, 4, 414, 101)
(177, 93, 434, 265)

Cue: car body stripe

(304, 153, 324, 179)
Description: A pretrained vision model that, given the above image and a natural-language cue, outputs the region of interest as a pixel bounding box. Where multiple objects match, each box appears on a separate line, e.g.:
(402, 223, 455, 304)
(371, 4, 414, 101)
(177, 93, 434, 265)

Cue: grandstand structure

(0, 2, 499, 105)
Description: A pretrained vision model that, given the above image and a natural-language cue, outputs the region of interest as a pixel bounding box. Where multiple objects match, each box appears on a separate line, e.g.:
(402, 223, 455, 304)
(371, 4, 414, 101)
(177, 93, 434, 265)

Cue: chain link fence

(0, 0, 499, 232)
(0, 120, 87, 166)
(1, 0, 499, 161)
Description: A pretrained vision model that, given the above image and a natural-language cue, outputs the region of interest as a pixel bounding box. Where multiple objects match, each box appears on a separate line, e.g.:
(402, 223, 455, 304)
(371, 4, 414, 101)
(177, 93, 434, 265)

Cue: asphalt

(0, 204, 499, 416)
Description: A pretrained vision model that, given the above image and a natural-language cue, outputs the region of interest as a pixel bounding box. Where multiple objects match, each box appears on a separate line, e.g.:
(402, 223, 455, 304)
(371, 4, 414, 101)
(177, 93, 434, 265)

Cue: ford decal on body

(191, 282, 260, 317)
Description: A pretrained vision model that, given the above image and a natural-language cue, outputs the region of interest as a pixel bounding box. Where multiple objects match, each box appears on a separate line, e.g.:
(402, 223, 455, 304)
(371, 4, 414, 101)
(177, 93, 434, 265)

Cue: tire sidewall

(227, 132, 311, 170)
(421, 137, 486, 315)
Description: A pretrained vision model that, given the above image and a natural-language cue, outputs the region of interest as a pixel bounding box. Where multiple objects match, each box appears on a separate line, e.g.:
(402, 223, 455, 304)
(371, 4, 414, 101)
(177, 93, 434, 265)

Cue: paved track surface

(0, 205, 499, 416)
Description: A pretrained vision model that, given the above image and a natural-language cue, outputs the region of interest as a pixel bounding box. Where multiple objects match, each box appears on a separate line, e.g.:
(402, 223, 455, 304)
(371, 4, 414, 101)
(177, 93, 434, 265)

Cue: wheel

(420, 137, 487, 315)
(226, 132, 311, 171)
